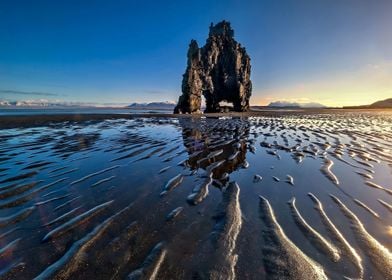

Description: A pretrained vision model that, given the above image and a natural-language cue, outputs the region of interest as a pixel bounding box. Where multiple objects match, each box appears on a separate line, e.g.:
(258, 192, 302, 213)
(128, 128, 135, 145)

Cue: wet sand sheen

(0, 111, 391, 279)
(308, 193, 363, 279)
(288, 197, 340, 262)
(331, 195, 392, 279)
(259, 196, 328, 280)
(42, 200, 114, 242)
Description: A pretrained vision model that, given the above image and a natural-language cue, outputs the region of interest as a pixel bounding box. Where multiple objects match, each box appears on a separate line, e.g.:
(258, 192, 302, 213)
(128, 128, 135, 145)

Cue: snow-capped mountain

(267, 101, 326, 108)
(0, 99, 128, 108)
(127, 101, 176, 109)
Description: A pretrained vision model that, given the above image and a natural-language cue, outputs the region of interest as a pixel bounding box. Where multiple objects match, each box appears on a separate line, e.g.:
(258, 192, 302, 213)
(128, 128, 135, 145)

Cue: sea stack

(174, 20, 252, 114)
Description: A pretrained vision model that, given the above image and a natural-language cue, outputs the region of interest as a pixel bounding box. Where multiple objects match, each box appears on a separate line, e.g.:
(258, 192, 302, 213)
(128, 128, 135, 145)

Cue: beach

(0, 109, 391, 279)
(1, 108, 391, 129)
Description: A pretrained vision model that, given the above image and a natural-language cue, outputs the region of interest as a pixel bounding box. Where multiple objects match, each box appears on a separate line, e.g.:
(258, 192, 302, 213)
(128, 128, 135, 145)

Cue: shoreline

(0, 108, 391, 129)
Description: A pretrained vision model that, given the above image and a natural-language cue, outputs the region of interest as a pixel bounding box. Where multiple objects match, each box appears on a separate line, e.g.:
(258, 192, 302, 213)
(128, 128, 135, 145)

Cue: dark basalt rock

(174, 21, 252, 114)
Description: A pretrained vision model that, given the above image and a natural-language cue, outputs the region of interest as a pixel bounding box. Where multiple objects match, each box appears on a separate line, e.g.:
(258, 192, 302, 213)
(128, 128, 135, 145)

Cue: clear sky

(0, 0, 391, 106)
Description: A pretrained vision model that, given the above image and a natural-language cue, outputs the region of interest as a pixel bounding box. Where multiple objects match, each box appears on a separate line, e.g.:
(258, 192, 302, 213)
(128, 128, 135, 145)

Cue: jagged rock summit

(174, 21, 252, 114)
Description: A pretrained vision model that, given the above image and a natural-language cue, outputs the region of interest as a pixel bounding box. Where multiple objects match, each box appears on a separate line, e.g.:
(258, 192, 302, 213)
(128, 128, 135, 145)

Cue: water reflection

(179, 117, 249, 182)
(1, 112, 392, 279)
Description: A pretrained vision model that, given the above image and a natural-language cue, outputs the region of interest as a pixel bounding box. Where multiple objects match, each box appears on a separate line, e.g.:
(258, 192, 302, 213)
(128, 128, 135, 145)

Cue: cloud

(0, 89, 61, 97)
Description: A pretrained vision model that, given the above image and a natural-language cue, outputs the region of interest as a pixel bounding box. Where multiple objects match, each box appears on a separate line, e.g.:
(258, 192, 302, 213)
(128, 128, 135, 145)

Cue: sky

(0, 0, 391, 107)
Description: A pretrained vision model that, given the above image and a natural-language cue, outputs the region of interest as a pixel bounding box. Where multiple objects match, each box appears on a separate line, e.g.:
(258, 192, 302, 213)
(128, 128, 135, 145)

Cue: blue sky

(0, 0, 391, 106)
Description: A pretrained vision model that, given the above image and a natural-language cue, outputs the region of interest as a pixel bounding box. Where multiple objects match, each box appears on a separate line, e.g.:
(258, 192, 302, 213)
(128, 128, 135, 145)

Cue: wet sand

(0, 109, 391, 279)
(1, 108, 391, 129)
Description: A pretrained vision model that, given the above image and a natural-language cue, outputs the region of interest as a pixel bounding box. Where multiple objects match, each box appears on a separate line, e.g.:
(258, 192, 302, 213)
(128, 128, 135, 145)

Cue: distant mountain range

(0, 99, 176, 108)
(127, 101, 176, 109)
(1, 98, 391, 110)
(0, 99, 79, 107)
(0, 100, 177, 111)
(266, 101, 327, 108)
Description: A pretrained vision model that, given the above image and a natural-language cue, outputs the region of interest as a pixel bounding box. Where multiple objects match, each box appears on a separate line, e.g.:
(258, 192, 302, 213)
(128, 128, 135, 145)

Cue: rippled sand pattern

(0, 112, 392, 279)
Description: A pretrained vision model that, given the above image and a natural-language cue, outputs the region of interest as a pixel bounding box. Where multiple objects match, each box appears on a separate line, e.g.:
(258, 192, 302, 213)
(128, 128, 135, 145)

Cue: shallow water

(0, 112, 391, 279)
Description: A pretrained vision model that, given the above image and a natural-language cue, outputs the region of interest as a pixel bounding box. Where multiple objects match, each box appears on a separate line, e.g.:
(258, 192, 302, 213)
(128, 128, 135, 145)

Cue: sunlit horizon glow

(0, 0, 391, 107)
(253, 61, 392, 107)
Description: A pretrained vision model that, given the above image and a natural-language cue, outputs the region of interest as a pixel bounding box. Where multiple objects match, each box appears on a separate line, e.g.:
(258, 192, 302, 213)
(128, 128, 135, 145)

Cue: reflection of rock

(178, 118, 250, 182)
(174, 21, 252, 114)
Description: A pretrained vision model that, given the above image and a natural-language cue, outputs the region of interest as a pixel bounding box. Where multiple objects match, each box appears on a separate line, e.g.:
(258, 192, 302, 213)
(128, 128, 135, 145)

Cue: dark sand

(0, 109, 391, 279)
(1, 108, 391, 129)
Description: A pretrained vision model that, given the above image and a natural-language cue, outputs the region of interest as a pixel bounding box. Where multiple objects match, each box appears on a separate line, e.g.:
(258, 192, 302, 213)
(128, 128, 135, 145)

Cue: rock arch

(174, 21, 252, 114)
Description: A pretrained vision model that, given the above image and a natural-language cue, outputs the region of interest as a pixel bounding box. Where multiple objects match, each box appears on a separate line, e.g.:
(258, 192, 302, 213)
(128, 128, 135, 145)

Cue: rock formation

(174, 21, 252, 114)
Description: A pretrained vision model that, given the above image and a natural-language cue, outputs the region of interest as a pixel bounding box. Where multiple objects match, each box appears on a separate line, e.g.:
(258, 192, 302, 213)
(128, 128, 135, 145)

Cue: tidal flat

(0, 110, 391, 279)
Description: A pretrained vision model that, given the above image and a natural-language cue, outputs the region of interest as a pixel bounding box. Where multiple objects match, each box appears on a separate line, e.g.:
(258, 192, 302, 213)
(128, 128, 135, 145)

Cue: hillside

(369, 98, 392, 108)
(343, 98, 392, 109)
